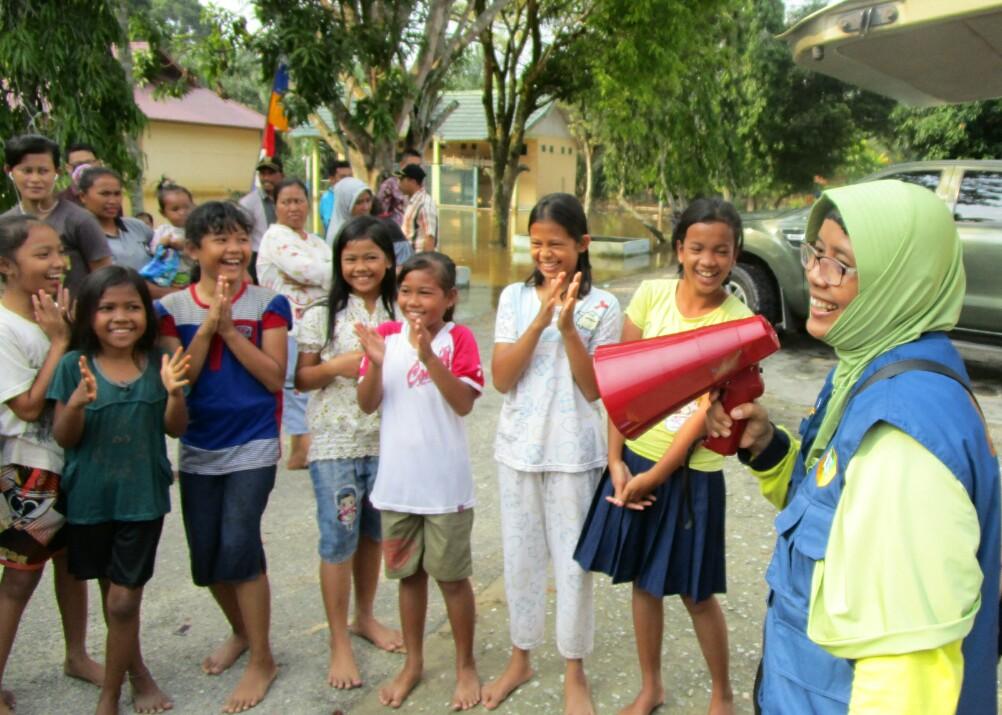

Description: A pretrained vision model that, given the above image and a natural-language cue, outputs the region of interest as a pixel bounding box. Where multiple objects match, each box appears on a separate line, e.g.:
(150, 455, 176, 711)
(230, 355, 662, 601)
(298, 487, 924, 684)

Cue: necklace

(18, 199, 58, 218)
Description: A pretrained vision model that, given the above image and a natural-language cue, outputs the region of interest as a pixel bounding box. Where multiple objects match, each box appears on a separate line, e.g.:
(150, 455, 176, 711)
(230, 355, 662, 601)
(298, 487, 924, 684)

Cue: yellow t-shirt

(623, 278, 752, 471)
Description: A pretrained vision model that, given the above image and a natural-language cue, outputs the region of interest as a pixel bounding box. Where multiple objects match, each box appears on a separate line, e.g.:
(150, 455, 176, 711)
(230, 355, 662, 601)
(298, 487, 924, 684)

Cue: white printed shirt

(361, 321, 483, 514)
(0, 305, 63, 472)
(493, 283, 623, 472)
(297, 295, 393, 461)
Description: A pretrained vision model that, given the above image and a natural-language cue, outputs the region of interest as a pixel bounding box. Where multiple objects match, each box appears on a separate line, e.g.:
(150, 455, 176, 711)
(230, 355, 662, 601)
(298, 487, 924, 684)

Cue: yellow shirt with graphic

(623, 279, 752, 471)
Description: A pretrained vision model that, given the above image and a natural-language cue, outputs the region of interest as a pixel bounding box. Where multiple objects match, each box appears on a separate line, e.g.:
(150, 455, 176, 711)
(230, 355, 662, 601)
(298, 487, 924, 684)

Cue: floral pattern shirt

(256, 223, 332, 335)
(297, 294, 394, 461)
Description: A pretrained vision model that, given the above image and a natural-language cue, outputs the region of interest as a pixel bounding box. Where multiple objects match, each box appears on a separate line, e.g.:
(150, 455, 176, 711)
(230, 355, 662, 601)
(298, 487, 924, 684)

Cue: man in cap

(239, 156, 284, 281)
(398, 164, 438, 252)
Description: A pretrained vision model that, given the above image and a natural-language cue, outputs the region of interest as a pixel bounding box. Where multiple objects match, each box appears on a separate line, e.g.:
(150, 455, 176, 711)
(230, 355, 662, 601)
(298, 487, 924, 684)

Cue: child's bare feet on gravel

(378, 662, 422, 709)
(202, 634, 248, 675)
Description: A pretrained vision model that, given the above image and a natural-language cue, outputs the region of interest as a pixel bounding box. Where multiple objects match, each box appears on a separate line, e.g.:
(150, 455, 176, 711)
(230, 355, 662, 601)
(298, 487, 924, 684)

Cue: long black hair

(398, 251, 458, 322)
(525, 192, 593, 297)
(323, 215, 397, 349)
(71, 266, 159, 358)
(0, 214, 45, 280)
(672, 198, 744, 277)
(77, 166, 122, 195)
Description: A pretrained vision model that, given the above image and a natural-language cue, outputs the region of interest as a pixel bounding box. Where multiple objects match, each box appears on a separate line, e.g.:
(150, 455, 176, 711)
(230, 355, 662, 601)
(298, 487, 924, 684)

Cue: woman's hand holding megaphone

(705, 391, 774, 458)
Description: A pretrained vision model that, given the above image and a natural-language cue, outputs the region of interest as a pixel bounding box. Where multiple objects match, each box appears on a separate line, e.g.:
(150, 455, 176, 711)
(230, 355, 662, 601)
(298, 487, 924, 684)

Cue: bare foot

(65, 652, 105, 686)
(327, 644, 362, 689)
(222, 660, 277, 713)
(708, 689, 735, 715)
(378, 662, 422, 709)
(131, 670, 173, 713)
(451, 664, 481, 711)
(202, 634, 248, 675)
(618, 685, 665, 715)
(350, 615, 404, 653)
(482, 656, 533, 709)
(0, 690, 14, 715)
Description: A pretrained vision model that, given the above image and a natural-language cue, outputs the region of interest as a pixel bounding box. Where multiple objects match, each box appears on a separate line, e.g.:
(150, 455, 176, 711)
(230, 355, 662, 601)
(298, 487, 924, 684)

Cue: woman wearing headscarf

(707, 180, 999, 714)
(326, 177, 414, 267)
(324, 177, 372, 247)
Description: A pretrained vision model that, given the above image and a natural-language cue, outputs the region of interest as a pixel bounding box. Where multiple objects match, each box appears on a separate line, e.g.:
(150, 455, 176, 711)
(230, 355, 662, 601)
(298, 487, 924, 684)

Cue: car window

(882, 171, 941, 192)
(954, 171, 1002, 223)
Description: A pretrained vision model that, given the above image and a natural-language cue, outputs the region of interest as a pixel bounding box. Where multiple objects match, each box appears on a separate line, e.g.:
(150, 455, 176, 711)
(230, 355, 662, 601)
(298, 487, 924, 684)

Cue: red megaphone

(594, 314, 780, 455)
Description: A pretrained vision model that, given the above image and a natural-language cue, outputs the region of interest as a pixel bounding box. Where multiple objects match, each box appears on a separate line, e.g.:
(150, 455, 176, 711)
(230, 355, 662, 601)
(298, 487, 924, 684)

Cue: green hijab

(804, 179, 965, 466)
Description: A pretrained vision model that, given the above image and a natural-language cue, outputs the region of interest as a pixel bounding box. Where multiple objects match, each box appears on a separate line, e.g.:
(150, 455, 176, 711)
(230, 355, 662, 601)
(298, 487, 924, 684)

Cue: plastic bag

(139, 244, 181, 287)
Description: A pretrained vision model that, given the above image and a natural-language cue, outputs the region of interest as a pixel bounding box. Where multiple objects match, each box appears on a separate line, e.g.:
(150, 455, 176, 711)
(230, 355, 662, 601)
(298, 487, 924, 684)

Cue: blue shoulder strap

(849, 358, 985, 424)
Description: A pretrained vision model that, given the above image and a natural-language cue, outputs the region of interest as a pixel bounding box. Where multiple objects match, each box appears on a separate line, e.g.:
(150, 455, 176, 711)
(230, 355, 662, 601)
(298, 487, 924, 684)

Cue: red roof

(133, 84, 265, 130)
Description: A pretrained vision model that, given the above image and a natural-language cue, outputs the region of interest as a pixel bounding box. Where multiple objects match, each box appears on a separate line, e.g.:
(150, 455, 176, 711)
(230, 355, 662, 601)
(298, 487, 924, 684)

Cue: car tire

(728, 262, 782, 325)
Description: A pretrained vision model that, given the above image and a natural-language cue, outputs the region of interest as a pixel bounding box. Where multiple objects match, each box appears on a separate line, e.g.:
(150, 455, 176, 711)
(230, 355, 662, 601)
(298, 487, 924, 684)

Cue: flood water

(437, 207, 676, 319)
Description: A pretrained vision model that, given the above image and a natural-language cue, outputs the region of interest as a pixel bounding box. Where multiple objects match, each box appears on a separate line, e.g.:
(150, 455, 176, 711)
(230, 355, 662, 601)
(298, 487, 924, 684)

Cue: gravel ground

(7, 270, 1002, 715)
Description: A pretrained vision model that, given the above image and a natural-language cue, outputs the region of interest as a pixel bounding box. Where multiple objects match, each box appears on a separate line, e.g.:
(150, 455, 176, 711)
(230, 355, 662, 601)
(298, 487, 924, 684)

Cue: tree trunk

(583, 144, 594, 216)
(490, 161, 520, 246)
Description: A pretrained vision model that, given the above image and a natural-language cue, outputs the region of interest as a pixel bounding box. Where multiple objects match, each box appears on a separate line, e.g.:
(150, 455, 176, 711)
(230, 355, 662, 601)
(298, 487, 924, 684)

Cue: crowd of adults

(3, 135, 439, 294)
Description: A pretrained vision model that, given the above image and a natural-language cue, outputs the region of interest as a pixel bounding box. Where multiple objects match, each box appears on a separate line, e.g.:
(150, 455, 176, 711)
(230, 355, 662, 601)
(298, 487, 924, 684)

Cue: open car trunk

(780, 0, 1002, 106)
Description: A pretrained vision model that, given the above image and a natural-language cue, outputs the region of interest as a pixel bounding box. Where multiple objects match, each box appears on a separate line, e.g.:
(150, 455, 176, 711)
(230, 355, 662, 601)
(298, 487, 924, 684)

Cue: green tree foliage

(252, 0, 508, 185)
(0, 1, 146, 208)
(476, 0, 720, 244)
(891, 101, 1002, 160)
(579, 0, 894, 211)
(127, 0, 267, 111)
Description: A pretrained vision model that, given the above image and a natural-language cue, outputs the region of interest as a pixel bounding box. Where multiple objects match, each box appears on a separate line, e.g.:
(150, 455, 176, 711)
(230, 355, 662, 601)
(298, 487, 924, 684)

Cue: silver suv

(734, 160, 1002, 344)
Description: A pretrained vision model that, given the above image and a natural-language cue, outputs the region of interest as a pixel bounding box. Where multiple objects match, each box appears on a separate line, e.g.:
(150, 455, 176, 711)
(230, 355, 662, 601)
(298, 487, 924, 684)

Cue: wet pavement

(8, 266, 1002, 715)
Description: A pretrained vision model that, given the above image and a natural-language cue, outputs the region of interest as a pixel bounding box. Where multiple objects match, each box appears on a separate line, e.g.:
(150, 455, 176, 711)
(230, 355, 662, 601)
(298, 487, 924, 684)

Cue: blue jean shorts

(284, 335, 309, 435)
(309, 457, 381, 563)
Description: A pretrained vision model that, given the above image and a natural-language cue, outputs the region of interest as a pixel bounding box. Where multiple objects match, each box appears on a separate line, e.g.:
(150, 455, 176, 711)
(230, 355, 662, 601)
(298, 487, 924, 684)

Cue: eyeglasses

(800, 243, 858, 287)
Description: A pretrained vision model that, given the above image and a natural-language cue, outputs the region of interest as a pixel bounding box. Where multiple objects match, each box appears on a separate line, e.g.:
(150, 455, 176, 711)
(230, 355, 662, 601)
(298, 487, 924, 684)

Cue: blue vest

(758, 333, 1000, 714)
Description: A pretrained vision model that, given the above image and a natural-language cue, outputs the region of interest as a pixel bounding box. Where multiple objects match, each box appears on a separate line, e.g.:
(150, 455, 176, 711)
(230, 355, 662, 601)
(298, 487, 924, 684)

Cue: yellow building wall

(431, 135, 575, 212)
(533, 138, 577, 199)
(135, 121, 261, 220)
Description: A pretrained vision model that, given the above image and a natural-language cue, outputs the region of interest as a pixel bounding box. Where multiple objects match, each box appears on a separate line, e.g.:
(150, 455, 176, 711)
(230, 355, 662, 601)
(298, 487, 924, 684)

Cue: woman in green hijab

(707, 180, 1000, 714)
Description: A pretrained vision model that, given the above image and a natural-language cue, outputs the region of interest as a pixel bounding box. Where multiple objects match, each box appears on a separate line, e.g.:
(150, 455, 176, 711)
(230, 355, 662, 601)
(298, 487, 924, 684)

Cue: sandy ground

(6, 270, 1002, 715)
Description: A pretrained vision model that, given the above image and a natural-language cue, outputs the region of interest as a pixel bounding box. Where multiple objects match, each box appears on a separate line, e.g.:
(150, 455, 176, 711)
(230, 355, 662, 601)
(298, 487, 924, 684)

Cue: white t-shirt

(361, 321, 484, 514)
(297, 295, 393, 462)
(0, 305, 63, 472)
(493, 283, 622, 472)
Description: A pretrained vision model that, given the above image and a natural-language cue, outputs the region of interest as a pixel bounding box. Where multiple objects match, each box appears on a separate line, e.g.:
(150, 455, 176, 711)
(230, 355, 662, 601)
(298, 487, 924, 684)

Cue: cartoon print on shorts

(0, 465, 64, 545)
(336, 486, 358, 529)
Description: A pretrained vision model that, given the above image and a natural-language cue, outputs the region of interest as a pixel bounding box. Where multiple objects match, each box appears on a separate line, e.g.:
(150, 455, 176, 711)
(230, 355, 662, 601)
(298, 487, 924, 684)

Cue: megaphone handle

(703, 365, 765, 456)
